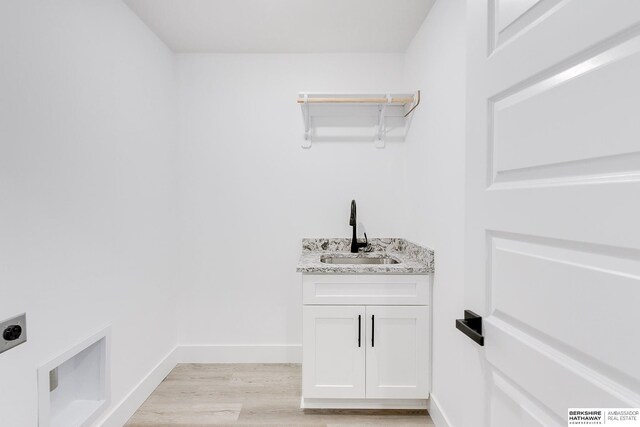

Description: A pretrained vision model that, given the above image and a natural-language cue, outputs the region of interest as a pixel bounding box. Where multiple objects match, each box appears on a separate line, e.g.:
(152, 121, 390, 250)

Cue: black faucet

(349, 200, 368, 253)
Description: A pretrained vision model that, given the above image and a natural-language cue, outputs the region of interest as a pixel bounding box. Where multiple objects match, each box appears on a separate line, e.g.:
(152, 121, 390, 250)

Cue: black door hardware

(371, 315, 375, 347)
(456, 310, 484, 346)
(358, 315, 361, 347)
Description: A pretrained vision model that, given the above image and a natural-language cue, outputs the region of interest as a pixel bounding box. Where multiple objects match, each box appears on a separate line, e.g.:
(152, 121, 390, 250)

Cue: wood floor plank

(127, 402, 242, 425)
(126, 364, 432, 426)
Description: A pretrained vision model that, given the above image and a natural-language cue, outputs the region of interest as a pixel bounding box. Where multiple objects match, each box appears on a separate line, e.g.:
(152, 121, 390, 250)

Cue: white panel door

(365, 306, 429, 399)
(466, 1, 640, 426)
(302, 305, 365, 399)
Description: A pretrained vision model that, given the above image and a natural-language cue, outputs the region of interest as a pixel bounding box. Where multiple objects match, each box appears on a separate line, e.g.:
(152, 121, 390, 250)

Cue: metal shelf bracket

(301, 93, 311, 148)
(375, 94, 392, 149)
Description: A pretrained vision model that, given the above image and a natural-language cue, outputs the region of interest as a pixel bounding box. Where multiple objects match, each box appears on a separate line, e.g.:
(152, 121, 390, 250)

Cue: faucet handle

(360, 232, 372, 252)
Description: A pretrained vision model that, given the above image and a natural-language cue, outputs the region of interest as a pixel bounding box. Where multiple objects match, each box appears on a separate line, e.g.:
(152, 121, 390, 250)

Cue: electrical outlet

(0, 313, 27, 355)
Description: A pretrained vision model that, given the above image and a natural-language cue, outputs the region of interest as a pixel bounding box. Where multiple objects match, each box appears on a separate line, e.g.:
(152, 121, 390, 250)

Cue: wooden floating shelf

(297, 91, 421, 149)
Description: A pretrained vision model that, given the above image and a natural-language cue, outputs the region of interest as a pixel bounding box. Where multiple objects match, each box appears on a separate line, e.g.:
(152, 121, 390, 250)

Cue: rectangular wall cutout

(38, 327, 111, 427)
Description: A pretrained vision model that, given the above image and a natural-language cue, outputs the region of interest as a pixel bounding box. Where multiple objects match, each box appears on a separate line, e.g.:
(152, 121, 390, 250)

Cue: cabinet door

(303, 306, 365, 398)
(366, 306, 429, 399)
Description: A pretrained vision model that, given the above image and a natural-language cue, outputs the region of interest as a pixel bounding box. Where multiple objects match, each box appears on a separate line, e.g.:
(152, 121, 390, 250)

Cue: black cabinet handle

(371, 315, 375, 347)
(358, 315, 361, 347)
(455, 310, 484, 346)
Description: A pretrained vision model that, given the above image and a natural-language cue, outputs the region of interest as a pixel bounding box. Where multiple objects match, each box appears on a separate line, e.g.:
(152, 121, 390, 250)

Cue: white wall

(404, 1, 468, 426)
(1, 1, 471, 424)
(0, 1, 178, 425)
(176, 54, 407, 346)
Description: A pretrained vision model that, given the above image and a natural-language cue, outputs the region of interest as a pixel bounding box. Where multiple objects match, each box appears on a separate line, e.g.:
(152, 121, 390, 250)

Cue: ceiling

(122, 0, 435, 53)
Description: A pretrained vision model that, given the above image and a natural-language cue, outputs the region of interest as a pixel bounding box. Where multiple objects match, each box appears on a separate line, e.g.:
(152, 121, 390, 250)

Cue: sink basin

(320, 255, 400, 265)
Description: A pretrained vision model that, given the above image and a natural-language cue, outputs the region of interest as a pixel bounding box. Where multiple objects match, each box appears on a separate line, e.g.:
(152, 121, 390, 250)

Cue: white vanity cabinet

(365, 305, 429, 399)
(301, 274, 431, 409)
(302, 305, 366, 399)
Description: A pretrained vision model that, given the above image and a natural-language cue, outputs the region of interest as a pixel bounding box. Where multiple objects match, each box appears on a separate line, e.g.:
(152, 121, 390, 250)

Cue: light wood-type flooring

(126, 364, 434, 426)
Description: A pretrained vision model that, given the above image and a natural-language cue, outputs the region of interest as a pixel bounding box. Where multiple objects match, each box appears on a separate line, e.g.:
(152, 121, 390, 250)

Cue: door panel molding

(486, 231, 640, 393)
(491, 369, 565, 427)
(488, 23, 640, 188)
(489, 0, 568, 54)
(484, 0, 640, 92)
(485, 317, 640, 418)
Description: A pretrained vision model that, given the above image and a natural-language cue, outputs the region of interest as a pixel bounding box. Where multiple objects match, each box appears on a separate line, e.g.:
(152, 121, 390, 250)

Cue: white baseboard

(97, 348, 177, 427)
(429, 394, 452, 427)
(174, 344, 302, 363)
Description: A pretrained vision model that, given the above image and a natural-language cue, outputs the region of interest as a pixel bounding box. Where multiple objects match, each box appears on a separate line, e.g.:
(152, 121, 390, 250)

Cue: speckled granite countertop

(296, 238, 434, 274)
